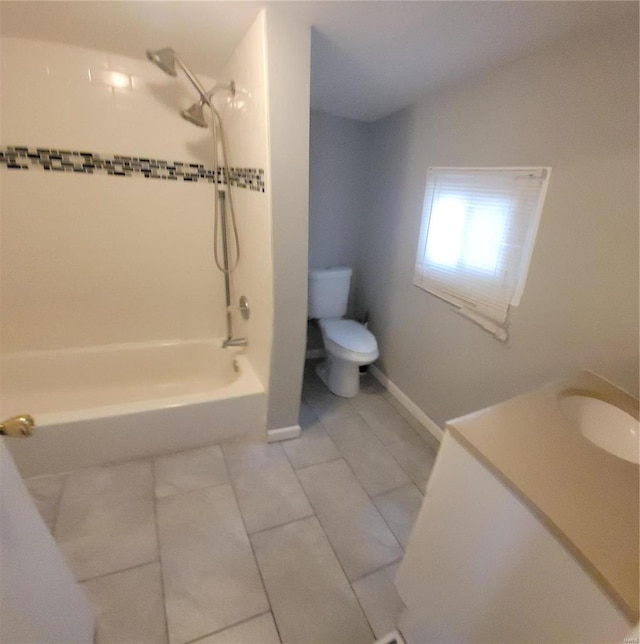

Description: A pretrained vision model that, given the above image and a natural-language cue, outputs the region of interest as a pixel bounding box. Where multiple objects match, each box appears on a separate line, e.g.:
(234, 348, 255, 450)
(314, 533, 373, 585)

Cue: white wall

(359, 21, 639, 427)
(1, 172, 224, 350)
(0, 37, 227, 351)
(0, 37, 220, 164)
(264, 8, 311, 432)
(0, 33, 271, 373)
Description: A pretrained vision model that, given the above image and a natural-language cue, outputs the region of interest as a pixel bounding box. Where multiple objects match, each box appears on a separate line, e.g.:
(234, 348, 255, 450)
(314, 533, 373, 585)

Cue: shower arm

(173, 53, 212, 105)
(175, 57, 235, 108)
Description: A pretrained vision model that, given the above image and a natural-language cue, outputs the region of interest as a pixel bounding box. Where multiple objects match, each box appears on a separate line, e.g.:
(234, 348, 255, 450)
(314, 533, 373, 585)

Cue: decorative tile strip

(0, 146, 265, 192)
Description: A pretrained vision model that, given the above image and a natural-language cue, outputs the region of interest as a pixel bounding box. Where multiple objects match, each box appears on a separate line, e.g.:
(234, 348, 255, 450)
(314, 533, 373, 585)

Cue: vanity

(395, 371, 639, 643)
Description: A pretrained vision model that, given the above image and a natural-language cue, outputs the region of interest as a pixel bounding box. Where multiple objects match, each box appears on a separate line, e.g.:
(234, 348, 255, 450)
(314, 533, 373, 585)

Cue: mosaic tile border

(0, 146, 265, 192)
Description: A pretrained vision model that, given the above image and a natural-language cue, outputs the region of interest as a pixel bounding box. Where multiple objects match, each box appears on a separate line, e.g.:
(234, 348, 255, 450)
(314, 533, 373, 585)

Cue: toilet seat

(319, 319, 379, 362)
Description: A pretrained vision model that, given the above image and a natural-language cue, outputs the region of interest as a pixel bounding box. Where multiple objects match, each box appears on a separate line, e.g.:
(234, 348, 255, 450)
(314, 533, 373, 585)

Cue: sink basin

(560, 394, 639, 464)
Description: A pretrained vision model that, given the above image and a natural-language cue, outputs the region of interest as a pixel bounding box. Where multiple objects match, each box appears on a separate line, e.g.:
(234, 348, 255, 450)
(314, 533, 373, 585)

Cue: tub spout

(222, 337, 248, 348)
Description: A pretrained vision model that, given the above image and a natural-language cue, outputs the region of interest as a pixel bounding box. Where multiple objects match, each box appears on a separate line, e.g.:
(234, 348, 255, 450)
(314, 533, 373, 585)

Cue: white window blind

(414, 167, 550, 340)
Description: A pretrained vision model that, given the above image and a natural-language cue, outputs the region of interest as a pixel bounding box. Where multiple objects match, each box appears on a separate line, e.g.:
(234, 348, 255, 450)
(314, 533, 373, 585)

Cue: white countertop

(446, 370, 639, 622)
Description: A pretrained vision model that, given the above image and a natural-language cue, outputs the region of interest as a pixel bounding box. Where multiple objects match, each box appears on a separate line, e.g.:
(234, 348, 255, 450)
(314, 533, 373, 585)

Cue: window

(414, 167, 551, 341)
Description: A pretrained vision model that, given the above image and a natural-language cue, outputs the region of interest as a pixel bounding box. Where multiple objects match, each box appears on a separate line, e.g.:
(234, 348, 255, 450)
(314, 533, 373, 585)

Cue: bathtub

(1, 340, 265, 477)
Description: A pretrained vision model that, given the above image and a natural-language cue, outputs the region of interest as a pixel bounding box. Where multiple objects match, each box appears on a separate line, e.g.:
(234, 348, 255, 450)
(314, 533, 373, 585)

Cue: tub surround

(0, 15, 310, 445)
(447, 370, 639, 623)
(0, 33, 270, 360)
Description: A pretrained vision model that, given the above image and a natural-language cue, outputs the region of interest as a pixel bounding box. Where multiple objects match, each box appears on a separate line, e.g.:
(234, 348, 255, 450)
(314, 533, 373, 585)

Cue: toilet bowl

(316, 318, 379, 398)
(308, 267, 379, 398)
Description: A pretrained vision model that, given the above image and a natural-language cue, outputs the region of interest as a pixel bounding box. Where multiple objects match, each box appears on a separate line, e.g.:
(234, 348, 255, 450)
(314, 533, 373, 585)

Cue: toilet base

(316, 354, 363, 398)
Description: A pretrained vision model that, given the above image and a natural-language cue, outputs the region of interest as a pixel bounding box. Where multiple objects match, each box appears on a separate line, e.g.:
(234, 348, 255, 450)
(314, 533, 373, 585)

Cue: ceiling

(0, 1, 636, 122)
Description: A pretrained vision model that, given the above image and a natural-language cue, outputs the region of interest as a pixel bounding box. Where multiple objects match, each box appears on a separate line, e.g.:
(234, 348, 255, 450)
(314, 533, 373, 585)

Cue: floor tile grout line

(41, 454, 156, 482)
(153, 445, 231, 501)
(184, 610, 273, 644)
(247, 511, 316, 538)
(48, 460, 163, 589)
(371, 481, 423, 502)
(341, 416, 424, 540)
(321, 415, 415, 495)
(221, 443, 285, 644)
(248, 512, 321, 539)
(346, 451, 412, 554)
(301, 375, 413, 635)
(306, 390, 424, 504)
(302, 390, 412, 495)
(283, 410, 343, 472)
(350, 556, 405, 585)
(293, 447, 413, 505)
(288, 454, 343, 473)
(50, 472, 69, 538)
(289, 453, 379, 640)
(150, 459, 172, 644)
(351, 400, 431, 490)
(78, 557, 162, 585)
(300, 452, 404, 557)
(221, 439, 314, 533)
(303, 364, 431, 488)
(290, 453, 344, 472)
(154, 477, 231, 501)
(301, 373, 428, 558)
(349, 558, 408, 637)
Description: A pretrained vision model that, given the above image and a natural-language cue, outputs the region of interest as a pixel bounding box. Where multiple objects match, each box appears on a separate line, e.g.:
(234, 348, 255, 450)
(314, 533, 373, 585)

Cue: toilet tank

(308, 267, 352, 319)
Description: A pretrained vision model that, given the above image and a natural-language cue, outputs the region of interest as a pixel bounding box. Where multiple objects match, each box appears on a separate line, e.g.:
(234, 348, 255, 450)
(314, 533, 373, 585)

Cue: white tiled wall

(0, 24, 272, 366)
(0, 172, 224, 350)
(218, 11, 273, 389)
(0, 36, 217, 163)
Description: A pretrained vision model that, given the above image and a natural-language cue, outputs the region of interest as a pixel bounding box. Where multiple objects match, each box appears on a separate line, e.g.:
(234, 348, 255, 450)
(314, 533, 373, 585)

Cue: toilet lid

(321, 319, 377, 354)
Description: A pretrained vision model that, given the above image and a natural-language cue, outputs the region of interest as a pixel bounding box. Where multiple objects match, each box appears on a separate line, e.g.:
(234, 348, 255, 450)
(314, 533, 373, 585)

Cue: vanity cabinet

(395, 432, 633, 643)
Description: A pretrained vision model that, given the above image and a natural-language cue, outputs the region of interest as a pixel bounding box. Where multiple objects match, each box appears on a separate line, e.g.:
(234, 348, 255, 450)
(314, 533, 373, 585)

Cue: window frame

(413, 166, 551, 340)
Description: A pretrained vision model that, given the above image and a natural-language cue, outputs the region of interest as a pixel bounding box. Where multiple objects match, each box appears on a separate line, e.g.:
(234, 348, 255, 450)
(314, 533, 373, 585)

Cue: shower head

(181, 101, 208, 128)
(146, 48, 177, 77)
(146, 46, 236, 127)
(147, 46, 210, 103)
(181, 83, 236, 129)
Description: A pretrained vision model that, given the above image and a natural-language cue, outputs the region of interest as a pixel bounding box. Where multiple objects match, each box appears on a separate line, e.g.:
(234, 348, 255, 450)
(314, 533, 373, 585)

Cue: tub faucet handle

(0, 414, 35, 437)
(227, 295, 250, 321)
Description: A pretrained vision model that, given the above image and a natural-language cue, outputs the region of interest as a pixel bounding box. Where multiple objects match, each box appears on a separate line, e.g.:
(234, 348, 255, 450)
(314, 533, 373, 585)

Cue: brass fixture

(0, 414, 35, 437)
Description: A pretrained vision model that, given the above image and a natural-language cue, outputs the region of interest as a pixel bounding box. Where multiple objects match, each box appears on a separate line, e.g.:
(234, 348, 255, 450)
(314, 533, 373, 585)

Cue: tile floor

(24, 362, 438, 644)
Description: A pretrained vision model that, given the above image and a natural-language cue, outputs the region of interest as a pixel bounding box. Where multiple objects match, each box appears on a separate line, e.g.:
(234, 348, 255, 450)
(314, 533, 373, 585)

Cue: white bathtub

(1, 340, 265, 477)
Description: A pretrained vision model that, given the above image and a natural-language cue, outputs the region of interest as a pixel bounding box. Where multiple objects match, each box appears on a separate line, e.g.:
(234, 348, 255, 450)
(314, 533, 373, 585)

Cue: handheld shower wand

(147, 47, 245, 347)
(179, 83, 237, 128)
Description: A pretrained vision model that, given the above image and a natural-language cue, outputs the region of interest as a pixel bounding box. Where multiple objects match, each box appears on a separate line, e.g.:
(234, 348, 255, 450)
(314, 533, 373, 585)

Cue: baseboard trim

(369, 364, 444, 444)
(267, 424, 301, 442)
(305, 348, 325, 360)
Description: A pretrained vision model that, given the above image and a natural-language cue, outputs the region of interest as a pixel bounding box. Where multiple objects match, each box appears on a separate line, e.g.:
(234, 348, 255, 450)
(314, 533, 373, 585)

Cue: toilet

(308, 267, 379, 398)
